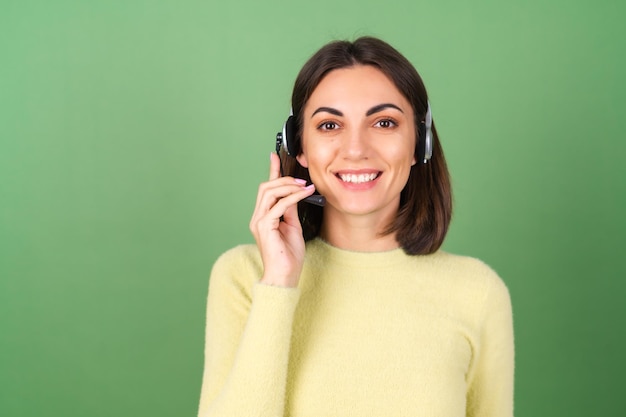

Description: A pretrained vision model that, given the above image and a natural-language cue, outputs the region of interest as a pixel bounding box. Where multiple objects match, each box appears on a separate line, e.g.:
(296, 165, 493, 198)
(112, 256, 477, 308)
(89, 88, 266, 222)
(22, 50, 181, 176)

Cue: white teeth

(339, 173, 378, 183)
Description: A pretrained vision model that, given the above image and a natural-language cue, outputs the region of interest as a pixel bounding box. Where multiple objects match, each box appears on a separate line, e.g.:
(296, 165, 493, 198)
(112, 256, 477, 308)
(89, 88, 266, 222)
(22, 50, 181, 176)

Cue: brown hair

(282, 36, 452, 255)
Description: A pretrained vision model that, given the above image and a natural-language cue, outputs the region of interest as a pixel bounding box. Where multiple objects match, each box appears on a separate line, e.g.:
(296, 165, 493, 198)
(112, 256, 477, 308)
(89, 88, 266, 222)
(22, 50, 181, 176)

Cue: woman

(198, 36, 514, 417)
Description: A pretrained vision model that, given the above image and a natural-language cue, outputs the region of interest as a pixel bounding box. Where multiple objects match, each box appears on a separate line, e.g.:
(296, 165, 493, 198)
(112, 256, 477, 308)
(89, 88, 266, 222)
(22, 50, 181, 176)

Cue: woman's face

(297, 65, 416, 222)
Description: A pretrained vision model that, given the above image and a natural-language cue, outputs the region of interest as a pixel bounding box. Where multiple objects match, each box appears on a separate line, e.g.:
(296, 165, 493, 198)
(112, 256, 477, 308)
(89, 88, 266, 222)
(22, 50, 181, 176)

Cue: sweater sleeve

(466, 271, 515, 417)
(197, 247, 301, 417)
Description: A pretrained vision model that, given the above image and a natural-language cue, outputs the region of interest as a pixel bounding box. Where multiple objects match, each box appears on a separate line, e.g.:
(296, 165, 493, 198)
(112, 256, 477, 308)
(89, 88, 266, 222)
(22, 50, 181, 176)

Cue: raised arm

(198, 153, 315, 416)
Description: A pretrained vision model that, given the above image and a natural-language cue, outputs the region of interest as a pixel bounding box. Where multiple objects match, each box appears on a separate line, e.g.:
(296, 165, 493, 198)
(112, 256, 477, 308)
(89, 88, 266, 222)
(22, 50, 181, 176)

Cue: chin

(327, 195, 399, 218)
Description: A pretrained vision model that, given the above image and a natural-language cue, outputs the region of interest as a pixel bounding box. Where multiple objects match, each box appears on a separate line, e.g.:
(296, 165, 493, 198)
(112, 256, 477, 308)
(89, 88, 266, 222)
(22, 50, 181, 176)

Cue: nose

(340, 127, 369, 160)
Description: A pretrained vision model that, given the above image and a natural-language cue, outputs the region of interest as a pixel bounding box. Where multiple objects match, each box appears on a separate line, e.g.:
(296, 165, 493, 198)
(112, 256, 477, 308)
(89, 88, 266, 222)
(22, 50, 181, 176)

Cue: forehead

(305, 65, 412, 114)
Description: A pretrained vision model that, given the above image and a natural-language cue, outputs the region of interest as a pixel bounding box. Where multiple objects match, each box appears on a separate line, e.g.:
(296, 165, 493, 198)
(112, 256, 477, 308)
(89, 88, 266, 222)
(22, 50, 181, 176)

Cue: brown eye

(375, 119, 397, 128)
(318, 121, 338, 131)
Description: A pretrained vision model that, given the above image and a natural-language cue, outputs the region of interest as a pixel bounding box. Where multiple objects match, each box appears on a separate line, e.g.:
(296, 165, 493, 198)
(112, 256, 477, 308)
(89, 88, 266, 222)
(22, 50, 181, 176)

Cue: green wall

(1, 0, 624, 415)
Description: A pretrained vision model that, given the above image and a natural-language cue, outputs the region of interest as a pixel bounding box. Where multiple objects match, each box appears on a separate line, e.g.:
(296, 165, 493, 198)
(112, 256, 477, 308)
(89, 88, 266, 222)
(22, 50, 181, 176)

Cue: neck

(320, 208, 400, 252)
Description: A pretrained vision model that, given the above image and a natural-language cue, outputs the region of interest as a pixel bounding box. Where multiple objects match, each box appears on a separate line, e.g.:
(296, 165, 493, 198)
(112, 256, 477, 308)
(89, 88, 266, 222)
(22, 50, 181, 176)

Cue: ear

(411, 156, 416, 166)
(296, 152, 309, 168)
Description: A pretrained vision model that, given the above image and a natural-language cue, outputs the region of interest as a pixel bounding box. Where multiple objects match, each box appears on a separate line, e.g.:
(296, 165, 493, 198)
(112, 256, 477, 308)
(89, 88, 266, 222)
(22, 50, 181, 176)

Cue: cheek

(301, 148, 337, 192)
(304, 152, 328, 180)
(301, 140, 334, 172)
(390, 140, 417, 168)
(384, 124, 416, 169)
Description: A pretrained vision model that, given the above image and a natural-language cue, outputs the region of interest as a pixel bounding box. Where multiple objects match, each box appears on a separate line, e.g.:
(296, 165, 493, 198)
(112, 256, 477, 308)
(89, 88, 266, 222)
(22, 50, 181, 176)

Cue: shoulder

(209, 244, 263, 296)
(212, 244, 262, 271)
(424, 251, 511, 307)
(428, 251, 501, 278)
(428, 251, 503, 280)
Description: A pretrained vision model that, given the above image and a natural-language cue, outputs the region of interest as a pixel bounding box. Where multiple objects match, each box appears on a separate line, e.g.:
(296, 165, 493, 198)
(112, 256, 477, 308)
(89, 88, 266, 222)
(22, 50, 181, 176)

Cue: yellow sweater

(198, 238, 514, 417)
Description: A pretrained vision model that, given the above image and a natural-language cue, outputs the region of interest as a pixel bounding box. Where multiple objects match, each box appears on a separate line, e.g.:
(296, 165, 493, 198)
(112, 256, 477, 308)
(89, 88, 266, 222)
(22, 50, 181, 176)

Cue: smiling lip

(334, 170, 382, 189)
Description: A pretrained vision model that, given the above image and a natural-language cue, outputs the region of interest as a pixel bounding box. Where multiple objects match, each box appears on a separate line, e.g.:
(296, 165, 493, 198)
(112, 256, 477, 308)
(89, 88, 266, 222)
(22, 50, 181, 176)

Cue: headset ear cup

(417, 102, 433, 164)
(423, 127, 433, 163)
(284, 116, 298, 156)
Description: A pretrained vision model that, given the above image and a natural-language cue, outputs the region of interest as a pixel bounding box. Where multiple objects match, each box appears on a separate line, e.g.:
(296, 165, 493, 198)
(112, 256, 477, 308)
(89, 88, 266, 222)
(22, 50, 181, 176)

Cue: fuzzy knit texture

(198, 238, 514, 417)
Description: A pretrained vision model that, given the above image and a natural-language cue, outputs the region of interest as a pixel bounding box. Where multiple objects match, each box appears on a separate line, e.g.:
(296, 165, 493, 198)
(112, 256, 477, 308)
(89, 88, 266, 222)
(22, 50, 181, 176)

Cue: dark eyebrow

(311, 103, 403, 118)
(366, 103, 404, 116)
(311, 107, 343, 117)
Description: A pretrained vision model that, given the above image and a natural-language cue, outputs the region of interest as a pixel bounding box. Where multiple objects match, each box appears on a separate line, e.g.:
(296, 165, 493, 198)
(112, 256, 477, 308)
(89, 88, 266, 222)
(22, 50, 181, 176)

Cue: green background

(1, 0, 624, 415)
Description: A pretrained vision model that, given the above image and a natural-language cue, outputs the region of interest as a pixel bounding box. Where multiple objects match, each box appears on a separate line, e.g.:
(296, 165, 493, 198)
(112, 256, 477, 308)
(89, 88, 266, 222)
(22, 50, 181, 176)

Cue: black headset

(276, 102, 433, 164)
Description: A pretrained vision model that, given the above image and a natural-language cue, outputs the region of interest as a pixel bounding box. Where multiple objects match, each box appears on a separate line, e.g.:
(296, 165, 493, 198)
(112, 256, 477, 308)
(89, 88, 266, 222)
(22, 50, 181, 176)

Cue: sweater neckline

(307, 237, 413, 268)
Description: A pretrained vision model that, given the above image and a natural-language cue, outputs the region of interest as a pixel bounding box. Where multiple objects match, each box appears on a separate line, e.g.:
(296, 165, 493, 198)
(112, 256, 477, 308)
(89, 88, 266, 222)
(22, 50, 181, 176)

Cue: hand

(249, 153, 316, 287)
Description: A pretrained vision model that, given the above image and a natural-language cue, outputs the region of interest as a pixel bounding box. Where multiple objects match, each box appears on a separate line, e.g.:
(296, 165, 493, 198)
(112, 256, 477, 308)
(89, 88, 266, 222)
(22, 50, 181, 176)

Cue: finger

(264, 184, 315, 222)
(253, 179, 306, 215)
(269, 152, 281, 181)
(281, 196, 301, 227)
(250, 180, 309, 233)
(253, 183, 314, 227)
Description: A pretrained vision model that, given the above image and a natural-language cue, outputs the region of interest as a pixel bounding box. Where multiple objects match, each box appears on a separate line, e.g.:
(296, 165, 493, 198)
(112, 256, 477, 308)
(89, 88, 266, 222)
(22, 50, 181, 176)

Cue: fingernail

(305, 184, 315, 190)
(294, 178, 307, 185)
